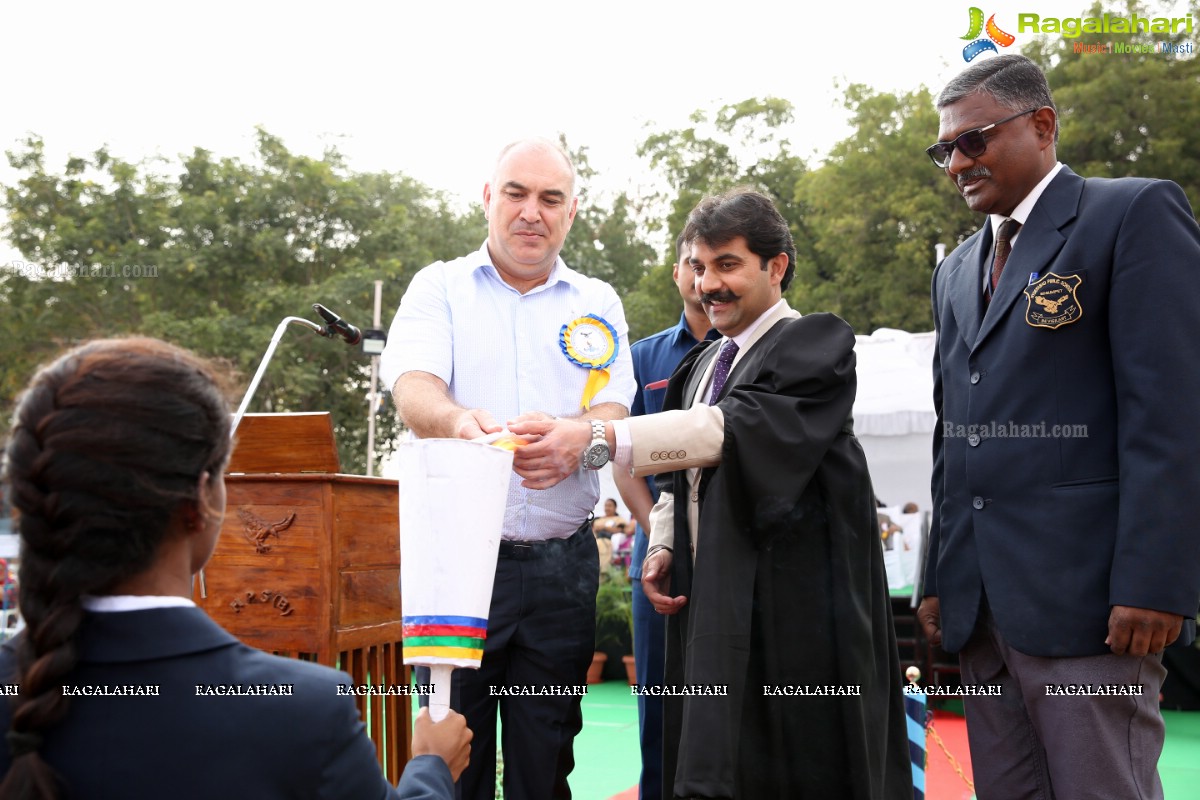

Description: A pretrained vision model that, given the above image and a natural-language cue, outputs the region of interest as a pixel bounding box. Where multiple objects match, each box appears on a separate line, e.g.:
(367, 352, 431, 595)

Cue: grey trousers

(959, 605, 1167, 800)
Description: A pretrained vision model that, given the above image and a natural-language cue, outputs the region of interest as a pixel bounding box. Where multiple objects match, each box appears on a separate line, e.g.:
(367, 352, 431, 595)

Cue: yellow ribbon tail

(580, 368, 610, 411)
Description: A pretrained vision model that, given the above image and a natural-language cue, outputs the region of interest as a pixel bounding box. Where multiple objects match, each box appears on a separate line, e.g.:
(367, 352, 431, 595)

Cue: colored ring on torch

(404, 624, 487, 639)
(403, 615, 488, 627)
(404, 646, 485, 660)
(403, 636, 485, 649)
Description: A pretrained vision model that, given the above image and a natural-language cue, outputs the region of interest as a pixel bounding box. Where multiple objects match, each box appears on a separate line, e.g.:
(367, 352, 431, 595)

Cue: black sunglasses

(926, 108, 1039, 168)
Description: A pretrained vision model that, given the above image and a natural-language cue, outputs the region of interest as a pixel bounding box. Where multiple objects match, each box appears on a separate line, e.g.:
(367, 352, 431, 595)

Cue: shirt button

(972, 496, 985, 510)
(968, 433, 980, 447)
(970, 372, 981, 384)
(691, 493, 699, 503)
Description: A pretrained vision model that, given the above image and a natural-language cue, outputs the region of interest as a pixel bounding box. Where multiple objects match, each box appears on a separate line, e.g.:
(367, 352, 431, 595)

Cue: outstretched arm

(393, 371, 502, 441)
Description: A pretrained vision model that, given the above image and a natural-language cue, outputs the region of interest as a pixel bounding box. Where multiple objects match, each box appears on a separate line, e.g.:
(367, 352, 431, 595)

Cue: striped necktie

(985, 218, 1021, 304)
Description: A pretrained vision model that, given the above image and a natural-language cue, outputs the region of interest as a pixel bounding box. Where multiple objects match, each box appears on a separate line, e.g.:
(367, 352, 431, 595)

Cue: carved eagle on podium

(236, 508, 297, 554)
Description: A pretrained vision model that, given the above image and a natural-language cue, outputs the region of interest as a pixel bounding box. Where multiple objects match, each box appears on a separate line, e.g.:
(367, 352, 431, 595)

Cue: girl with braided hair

(0, 338, 468, 800)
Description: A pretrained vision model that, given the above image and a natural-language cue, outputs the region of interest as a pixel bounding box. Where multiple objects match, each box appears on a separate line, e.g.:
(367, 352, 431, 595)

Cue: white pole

(428, 664, 453, 722)
(366, 280, 383, 476)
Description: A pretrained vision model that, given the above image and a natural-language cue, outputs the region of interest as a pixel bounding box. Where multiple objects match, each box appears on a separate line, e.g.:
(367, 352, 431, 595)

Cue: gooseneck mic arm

(230, 315, 325, 439)
(229, 303, 364, 439)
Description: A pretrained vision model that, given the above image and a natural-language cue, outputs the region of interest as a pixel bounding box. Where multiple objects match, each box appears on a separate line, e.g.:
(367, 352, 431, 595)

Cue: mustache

(957, 167, 991, 189)
(701, 290, 739, 305)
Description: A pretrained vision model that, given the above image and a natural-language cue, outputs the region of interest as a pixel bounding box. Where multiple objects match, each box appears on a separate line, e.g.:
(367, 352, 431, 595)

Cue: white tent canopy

(852, 328, 936, 511)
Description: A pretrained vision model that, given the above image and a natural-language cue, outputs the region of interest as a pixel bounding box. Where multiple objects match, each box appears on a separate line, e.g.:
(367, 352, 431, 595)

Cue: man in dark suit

(918, 54, 1200, 799)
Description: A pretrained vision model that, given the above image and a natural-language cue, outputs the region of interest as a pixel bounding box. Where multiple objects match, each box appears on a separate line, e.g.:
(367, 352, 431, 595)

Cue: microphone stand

(198, 311, 351, 598)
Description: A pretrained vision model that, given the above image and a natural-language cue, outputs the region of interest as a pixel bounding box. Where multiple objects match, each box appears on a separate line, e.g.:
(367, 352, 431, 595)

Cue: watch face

(585, 443, 610, 469)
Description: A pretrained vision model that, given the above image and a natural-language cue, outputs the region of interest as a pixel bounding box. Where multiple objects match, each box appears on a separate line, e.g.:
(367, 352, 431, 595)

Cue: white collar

(727, 298, 788, 350)
(82, 595, 196, 612)
(989, 161, 1064, 237)
(472, 241, 582, 295)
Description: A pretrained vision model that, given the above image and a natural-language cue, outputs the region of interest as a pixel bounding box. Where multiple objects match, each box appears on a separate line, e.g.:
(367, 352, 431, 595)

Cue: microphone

(312, 303, 363, 346)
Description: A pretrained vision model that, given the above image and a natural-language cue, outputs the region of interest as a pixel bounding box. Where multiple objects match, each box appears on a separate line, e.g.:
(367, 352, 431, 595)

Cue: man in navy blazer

(918, 54, 1200, 799)
(0, 604, 466, 800)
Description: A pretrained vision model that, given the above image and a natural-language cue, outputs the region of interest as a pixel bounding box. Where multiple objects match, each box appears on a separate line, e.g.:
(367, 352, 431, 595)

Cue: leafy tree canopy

(2, 129, 484, 471)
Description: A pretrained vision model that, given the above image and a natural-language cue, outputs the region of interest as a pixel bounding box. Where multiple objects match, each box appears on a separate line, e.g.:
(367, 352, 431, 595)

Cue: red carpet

(925, 710, 976, 799)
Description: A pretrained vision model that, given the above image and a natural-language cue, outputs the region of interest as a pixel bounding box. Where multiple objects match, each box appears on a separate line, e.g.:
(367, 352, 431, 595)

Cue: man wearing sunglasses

(919, 54, 1200, 800)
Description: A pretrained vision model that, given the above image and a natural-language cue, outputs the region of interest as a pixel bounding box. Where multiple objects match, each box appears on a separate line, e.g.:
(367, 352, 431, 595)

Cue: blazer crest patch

(1023, 272, 1083, 329)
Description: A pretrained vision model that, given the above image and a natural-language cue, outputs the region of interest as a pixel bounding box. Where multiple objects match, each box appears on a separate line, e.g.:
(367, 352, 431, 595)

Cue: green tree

(635, 92, 946, 337)
(630, 98, 808, 339)
(559, 140, 657, 300)
(1025, 0, 1200, 208)
(638, 97, 807, 249)
(1, 130, 483, 472)
(792, 85, 970, 333)
(621, 261, 684, 343)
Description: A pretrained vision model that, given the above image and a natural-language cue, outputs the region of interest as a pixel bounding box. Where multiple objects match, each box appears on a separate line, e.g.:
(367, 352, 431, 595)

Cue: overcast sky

(2, 0, 1190, 266)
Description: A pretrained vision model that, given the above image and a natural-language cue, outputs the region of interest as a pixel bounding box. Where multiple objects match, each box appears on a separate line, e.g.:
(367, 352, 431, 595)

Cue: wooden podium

(194, 412, 410, 782)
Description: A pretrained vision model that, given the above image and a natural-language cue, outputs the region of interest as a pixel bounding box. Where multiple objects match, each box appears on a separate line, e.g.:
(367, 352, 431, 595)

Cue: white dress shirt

(381, 243, 636, 541)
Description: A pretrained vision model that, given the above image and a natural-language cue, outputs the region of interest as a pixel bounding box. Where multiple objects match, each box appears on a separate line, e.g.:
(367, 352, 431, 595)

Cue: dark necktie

(986, 218, 1021, 303)
(709, 339, 739, 400)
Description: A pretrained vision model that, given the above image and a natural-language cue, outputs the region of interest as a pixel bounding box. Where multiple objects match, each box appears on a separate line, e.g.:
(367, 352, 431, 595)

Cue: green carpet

(565, 692, 1200, 800)
(571, 680, 640, 799)
(1162, 710, 1200, 799)
(416, 684, 1200, 799)
(410, 679, 641, 799)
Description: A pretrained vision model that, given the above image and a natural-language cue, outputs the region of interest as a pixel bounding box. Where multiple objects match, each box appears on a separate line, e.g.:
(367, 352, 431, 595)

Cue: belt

(498, 519, 592, 560)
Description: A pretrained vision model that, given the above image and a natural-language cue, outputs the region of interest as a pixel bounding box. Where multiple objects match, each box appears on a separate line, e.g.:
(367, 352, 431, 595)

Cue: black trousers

(418, 521, 598, 800)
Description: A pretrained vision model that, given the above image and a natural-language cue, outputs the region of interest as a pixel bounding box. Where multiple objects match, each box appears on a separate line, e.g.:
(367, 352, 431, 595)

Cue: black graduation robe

(657, 312, 911, 800)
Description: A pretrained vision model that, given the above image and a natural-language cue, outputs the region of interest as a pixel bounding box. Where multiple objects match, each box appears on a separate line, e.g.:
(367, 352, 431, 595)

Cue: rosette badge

(560, 314, 619, 410)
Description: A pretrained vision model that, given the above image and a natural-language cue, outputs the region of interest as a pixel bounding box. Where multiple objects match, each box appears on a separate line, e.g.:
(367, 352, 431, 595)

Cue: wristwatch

(581, 419, 610, 470)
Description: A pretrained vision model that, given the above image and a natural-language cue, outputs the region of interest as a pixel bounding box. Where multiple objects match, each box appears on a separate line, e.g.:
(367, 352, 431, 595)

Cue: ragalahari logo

(961, 7, 1017, 61)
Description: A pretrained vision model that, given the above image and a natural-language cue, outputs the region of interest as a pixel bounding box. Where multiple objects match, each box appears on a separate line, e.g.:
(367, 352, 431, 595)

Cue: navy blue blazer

(927, 166, 1200, 657)
(0, 607, 453, 800)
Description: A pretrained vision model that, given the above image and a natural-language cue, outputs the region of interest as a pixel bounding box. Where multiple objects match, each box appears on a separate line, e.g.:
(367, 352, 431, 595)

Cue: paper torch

(398, 438, 514, 721)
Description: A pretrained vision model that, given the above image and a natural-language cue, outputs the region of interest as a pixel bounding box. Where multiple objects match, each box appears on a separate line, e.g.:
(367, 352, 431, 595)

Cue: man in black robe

(513, 190, 911, 799)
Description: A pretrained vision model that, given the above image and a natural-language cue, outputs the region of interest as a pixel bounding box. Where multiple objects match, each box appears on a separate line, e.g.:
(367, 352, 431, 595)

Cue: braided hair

(0, 338, 231, 799)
